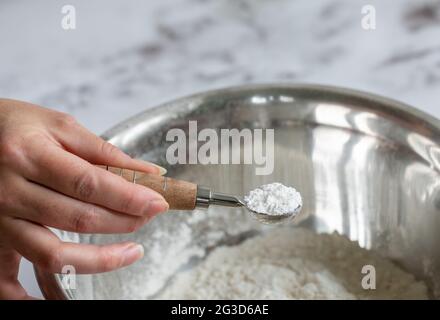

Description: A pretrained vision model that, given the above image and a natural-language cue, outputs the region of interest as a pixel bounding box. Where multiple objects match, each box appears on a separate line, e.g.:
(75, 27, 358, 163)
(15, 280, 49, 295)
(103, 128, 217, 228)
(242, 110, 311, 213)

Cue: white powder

(158, 228, 429, 300)
(244, 182, 302, 216)
(87, 213, 429, 300)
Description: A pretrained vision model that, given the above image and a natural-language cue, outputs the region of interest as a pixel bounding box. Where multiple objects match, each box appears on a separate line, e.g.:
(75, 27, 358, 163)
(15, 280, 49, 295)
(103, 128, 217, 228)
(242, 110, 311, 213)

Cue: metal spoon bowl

(245, 202, 303, 225)
(196, 187, 302, 224)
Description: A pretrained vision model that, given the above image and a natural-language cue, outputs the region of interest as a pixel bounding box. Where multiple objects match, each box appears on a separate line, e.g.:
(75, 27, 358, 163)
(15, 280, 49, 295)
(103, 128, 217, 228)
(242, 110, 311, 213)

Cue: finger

(49, 115, 165, 175)
(0, 244, 32, 299)
(22, 140, 169, 217)
(10, 178, 150, 233)
(0, 217, 144, 274)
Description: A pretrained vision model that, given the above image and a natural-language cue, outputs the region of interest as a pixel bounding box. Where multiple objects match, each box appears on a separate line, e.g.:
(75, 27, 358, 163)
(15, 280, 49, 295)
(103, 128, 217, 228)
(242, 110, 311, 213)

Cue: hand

(0, 99, 169, 299)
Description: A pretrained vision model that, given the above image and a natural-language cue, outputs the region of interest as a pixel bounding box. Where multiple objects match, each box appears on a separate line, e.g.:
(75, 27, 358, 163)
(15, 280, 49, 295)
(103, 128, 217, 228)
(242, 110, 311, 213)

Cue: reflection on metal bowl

(35, 84, 440, 299)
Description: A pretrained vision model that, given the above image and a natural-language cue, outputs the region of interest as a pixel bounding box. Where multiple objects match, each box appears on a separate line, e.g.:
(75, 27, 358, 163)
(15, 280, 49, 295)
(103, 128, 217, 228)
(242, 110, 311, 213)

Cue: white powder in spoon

(244, 182, 302, 216)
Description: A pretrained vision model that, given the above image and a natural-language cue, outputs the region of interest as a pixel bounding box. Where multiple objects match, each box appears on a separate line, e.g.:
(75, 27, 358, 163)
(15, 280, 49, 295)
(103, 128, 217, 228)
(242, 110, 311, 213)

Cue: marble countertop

(1, 0, 440, 298)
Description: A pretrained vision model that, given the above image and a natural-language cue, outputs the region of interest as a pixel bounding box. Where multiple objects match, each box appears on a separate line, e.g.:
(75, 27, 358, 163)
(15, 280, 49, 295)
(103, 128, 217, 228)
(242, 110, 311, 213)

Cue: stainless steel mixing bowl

(35, 84, 440, 299)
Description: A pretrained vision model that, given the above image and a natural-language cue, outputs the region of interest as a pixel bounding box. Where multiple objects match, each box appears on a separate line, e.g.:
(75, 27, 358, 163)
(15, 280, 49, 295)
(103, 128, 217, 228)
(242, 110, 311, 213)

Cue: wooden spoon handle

(96, 165, 197, 210)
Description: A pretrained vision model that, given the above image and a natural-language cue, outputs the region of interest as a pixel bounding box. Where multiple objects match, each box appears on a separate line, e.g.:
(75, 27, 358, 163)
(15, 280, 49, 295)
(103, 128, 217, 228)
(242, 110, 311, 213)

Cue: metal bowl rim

(101, 82, 440, 140)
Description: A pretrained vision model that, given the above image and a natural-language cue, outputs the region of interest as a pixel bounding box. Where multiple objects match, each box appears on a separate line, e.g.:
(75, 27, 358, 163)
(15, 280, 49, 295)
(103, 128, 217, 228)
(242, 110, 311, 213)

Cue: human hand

(0, 99, 169, 299)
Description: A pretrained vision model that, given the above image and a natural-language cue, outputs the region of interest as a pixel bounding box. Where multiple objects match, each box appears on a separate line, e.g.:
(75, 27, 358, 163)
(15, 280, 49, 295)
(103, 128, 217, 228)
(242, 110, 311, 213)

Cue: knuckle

(53, 112, 77, 129)
(72, 207, 95, 233)
(73, 170, 97, 200)
(0, 139, 24, 165)
(100, 141, 120, 158)
(39, 247, 62, 272)
(0, 174, 20, 210)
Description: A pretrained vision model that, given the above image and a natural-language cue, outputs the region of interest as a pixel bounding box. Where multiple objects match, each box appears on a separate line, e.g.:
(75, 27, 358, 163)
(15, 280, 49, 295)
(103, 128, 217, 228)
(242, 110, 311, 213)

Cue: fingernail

(123, 244, 144, 263)
(140, 160, 167, 175)
(148, 199, 169, 215)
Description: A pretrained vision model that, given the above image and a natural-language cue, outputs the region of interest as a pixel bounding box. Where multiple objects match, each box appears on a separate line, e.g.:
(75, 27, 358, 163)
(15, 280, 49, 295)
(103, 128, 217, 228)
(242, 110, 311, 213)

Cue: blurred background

(1, 0, 439, 298)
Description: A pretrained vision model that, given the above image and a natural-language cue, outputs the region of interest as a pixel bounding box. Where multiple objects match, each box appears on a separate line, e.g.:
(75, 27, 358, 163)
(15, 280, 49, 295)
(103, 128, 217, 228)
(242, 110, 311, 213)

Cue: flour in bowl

(244, 182, 302, 216)
(158, 227, 428, 299)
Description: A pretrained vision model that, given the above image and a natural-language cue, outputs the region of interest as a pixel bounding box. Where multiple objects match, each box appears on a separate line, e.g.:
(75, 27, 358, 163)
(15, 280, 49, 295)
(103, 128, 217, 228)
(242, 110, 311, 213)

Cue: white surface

(1, 0, 439, 298)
